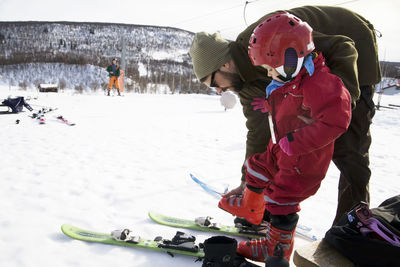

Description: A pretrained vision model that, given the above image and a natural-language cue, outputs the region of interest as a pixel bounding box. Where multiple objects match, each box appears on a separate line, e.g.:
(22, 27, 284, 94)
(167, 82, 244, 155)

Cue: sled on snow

(0, 97, 33, 114)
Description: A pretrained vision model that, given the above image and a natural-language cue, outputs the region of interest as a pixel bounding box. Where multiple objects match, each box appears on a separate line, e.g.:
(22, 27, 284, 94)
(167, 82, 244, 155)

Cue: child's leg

(265, 148, 330, 215)
(236, 212, 299, 262)
(234, 149, 329, 262)
(218, 184, 265, 225)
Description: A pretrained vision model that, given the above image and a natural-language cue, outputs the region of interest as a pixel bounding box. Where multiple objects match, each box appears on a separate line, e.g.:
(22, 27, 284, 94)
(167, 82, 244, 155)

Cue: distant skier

(106, 58, 121, 96)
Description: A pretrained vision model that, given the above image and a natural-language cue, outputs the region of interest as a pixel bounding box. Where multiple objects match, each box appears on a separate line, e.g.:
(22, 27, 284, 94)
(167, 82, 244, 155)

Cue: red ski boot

(236, 222, 296, 262)
(218, 186, 265, 225)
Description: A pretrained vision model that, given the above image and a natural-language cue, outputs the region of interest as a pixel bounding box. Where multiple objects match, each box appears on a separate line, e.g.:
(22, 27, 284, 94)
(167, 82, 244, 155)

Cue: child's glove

(251, 98, 268, 113)
(279, 136, 294, 156)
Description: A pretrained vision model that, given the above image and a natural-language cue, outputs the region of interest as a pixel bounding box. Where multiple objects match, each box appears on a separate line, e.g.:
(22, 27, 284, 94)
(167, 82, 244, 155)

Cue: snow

(152, 49, 189, 62)
(138, 62, 148, 77)
(0, 86, 399, 267)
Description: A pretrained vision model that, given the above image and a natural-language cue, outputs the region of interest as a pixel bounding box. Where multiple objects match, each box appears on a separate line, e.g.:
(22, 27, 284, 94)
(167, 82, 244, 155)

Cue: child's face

(262, 64, 284, 83)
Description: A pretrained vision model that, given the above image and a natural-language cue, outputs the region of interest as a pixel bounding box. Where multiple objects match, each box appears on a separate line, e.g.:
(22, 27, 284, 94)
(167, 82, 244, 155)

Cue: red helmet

(248, 12, 314, 68)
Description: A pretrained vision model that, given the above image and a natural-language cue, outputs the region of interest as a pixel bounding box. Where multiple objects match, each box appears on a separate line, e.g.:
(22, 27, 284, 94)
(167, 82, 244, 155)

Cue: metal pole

(121, 36, 126, 77)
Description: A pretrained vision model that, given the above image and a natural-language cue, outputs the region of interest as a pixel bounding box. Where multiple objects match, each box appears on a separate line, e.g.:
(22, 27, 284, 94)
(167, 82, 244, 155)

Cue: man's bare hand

(222, 181, 245, 198)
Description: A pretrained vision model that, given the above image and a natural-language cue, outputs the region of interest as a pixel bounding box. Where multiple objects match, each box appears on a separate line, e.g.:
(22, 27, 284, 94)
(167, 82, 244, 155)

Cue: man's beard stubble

(218, 70, 244, 93)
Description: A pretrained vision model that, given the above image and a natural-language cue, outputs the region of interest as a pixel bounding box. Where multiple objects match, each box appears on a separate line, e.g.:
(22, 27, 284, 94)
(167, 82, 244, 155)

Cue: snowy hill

(0, 21, 193, 65)
(0, 86, 399, 266)
(0, 21, 208, 93)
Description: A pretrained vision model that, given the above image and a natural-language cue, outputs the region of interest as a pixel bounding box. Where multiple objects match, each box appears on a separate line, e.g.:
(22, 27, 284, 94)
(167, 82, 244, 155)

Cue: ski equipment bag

(325, 195, 400, 267)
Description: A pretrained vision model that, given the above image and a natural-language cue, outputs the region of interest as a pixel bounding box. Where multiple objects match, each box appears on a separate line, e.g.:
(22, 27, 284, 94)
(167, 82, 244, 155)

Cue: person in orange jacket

(106, 58, 121, 96)
(217, 13, 352, 263)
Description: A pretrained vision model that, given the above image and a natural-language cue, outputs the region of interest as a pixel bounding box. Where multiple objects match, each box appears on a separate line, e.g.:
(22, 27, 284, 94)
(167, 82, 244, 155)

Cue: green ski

(148, 211, 317, 241)
(149, 211, 261, 238)
(61, 224, 204, 258)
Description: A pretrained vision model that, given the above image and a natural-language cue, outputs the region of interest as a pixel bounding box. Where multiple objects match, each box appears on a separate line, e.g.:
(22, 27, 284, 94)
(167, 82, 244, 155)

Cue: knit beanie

(189, 32, 231, 81)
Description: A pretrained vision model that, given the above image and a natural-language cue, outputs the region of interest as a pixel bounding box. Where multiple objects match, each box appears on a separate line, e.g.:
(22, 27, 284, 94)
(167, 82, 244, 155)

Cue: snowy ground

(1, 86, 399, 267)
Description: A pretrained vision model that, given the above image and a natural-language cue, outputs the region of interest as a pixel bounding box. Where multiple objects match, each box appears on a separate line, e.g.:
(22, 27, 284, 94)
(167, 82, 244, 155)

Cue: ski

(29, 107, 58, 124)
(149, 211, 317, 242)
(38, 114, 45, 124)
(30, 107, 58, 117)
(61, 224, 204, 258)
(189, 174, 317, 241)
(190, 174, 226, 198)
(55, 115, 75, 126)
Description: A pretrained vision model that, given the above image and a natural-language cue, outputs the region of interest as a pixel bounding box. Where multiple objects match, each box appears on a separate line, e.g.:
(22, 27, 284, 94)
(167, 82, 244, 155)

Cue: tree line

(0, 21, 210, 94)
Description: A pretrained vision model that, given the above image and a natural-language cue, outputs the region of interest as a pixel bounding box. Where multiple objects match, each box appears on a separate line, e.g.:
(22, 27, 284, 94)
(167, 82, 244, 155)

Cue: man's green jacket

(231, 6, 381, 181)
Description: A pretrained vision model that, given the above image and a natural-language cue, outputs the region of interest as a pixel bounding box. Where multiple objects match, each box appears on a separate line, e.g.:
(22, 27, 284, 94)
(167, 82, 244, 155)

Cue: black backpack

(325, 195, 400, 267)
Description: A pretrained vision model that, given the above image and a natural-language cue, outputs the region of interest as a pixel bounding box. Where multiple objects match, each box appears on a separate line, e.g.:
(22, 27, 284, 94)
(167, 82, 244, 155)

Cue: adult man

(189, 6, 381, 226)
(106, 58, 121, 96)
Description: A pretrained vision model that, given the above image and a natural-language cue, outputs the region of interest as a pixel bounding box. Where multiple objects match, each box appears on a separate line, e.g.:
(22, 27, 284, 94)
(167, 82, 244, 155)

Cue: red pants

(245, 143, 333, 215)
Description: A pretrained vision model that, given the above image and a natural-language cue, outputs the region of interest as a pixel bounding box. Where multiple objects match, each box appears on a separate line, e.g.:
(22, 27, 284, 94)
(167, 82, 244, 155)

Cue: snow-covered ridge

(0, 21, 208, 93)
(0, 21, 194, 64)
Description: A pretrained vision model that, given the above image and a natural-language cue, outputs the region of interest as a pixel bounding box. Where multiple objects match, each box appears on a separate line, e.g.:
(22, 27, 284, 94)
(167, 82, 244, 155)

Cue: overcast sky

(0, 0, 399, 62)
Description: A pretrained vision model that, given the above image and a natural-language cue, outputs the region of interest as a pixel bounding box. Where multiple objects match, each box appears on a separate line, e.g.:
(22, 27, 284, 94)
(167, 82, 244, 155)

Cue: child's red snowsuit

(245, 53, 352, 215)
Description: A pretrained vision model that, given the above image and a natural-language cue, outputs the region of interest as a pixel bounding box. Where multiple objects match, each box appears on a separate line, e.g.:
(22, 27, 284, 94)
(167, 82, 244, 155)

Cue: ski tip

(189, 173, 199, 182)
(61, 224, 74, 229)
(148, 211, 158, 220)
(61, 224, 73, 236)
(148, 211, 166, 225)
(190, 173, 202, 184)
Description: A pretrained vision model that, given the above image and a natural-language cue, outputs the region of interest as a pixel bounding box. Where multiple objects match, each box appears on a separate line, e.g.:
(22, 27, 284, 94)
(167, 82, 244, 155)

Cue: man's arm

(222, 83, 270, 197)
(313, 32, 360, 107)
(238, 82, 270, 181)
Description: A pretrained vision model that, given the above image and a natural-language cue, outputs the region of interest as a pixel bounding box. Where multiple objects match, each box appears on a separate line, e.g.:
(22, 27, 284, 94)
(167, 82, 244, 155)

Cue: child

(218, 12, 352, 262)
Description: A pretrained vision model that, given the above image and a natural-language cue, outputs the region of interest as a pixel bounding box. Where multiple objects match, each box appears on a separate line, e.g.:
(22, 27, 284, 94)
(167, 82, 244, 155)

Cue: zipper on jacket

(268, 113, 277, 144)
(267, 95, 278, 144)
